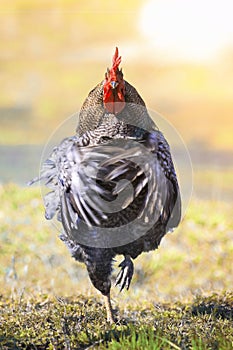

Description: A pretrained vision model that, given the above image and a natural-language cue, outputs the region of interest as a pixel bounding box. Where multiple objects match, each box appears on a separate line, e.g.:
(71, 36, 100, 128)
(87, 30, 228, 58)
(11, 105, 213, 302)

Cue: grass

(0, 183, 233, 348)
(0, 292, 233, 349)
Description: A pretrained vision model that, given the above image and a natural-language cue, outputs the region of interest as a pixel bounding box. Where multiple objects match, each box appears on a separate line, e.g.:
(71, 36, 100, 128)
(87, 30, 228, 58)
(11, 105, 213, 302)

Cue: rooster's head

(103, 47, 125, 115)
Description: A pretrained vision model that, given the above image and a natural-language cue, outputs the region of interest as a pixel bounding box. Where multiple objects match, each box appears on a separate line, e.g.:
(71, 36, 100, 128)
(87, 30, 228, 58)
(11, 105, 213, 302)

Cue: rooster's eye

(110, 81, 118, 89)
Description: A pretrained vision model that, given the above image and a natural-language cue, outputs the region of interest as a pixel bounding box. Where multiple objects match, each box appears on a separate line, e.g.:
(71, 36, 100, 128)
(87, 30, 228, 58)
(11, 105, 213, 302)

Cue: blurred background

(0, 1, 233, 300)
(1, 0, 233, 197)
(1, 0, 233, 199)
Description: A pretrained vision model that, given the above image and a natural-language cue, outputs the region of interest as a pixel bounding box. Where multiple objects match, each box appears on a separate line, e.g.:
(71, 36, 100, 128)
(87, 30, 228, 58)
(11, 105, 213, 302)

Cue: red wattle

(103, 83, 125, 114)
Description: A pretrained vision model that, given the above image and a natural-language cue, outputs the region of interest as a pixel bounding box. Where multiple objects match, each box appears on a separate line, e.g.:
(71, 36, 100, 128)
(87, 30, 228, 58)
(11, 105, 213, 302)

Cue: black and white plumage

(31, 48, 181, 323)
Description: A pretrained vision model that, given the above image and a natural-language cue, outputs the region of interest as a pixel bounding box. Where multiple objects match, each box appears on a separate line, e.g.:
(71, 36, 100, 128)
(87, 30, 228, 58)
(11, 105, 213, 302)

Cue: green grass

(0, 292, 233, 349)
(0, 183, 233, 349)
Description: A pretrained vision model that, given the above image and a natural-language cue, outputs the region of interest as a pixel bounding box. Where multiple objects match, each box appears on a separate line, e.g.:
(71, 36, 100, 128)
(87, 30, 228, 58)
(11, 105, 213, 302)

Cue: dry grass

(0, 183, 232, 300)
(0, 183, 233, 348)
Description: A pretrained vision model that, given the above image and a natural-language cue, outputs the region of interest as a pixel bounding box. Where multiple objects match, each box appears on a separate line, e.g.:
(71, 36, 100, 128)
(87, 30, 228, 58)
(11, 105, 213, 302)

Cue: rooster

(31, 48, 181, 323)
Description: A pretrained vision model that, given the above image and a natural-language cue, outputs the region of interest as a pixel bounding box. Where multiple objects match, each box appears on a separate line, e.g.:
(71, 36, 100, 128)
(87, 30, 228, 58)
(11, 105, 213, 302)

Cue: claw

(115, 255, 134, 292)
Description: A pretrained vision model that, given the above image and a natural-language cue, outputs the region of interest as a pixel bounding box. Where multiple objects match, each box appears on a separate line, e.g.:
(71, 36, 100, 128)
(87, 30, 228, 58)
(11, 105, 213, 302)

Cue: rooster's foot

(103, 293, 115, 324)
(115, 255, 134, 292)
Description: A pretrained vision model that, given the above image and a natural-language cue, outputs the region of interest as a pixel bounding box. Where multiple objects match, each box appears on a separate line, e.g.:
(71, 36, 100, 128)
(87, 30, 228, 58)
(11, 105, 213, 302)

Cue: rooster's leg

(115, 255, 134, 292)
(103, 292, 115, 324)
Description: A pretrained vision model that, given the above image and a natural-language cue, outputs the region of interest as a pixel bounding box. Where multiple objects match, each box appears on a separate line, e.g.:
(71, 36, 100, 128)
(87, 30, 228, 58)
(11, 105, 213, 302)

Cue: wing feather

(30, 119, 181, 243)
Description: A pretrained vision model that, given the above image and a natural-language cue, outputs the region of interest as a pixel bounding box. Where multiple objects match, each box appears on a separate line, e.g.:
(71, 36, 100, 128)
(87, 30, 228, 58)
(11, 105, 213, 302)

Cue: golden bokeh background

(1, 1, 233, 197)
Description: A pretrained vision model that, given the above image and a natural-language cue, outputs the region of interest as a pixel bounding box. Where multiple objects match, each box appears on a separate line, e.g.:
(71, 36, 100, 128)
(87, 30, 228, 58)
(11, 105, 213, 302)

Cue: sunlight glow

(139, 0, 233, 62)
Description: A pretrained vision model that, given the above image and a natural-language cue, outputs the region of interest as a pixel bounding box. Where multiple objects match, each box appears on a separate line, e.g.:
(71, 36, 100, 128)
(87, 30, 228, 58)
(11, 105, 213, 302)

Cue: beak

(110, 81, 118, 89)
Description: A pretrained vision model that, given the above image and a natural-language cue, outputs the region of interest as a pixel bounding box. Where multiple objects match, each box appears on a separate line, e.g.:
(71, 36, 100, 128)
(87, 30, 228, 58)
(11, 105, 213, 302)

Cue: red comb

(112, 47, 121, 71)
